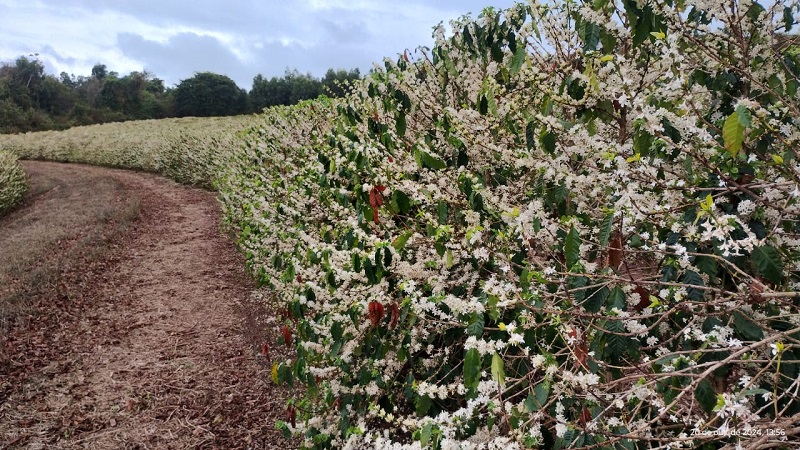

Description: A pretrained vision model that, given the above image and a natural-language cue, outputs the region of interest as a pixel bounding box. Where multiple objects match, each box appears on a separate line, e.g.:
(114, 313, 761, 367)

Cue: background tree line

(0, 55, 361, 134)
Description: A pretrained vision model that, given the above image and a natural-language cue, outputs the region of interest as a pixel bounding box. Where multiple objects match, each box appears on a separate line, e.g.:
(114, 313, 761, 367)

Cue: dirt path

(1, 161, 291, 449)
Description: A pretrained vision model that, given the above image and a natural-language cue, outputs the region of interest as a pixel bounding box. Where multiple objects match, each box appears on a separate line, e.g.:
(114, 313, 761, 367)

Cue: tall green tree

(0, 56, 45, 110)
(284, 69, 322, 104)
(249, 69, 321, 111)
(173, 72, 247, 117)
(0, 56, 55, 132)
(91, 63, 107, 80)
(38, 76, 74, 117)
(249, 74, 287, 111)
(249, 68, 358, 112)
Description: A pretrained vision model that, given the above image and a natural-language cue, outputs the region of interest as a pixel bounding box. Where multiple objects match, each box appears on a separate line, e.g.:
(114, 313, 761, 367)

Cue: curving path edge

(0, 161, 289, 449)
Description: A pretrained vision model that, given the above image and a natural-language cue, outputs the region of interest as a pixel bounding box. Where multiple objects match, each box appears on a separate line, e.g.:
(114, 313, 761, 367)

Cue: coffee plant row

(0, 115, 255, 189)
(0, 150, 27, 214)
(220, 0, 800, 448)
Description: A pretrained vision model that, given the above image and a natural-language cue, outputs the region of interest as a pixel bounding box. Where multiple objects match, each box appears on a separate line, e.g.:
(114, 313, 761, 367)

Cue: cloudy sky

(0, 0, 519, 90)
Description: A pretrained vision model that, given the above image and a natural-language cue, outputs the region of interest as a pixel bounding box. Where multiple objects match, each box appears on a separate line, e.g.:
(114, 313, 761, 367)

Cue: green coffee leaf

(396, 112, 407, 136)
(733, 311, 764, 341)
(466, 313, 485, 337)
(598, 211, 614, 247)
(491, 351, 505, 387)
(464, 348, 481, 392)
(540, 130, 556, 154)
(565, 226, 581, 269)
(695, 378, 717, 414)
(510, 44, 526, 76)
(723, 111, 744, 157)
(420, 423, 433, 447)
(751, 245, 783, 285)
(736, 105, 752, 128)
(525, 120, 536, 149)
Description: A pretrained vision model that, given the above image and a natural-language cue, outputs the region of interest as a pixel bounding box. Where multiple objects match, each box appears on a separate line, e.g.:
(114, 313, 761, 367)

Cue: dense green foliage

(0, 150, 27, 214)
(250, 68, 361, 111)
(173, 72, 248, 117)
(0, 57, 360, 133)
(0, 58, 173, 133)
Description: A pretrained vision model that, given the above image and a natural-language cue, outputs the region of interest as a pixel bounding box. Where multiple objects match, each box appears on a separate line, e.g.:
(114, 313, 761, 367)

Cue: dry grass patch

(0, 161, 141, 334)
(1, 161, 292, 449)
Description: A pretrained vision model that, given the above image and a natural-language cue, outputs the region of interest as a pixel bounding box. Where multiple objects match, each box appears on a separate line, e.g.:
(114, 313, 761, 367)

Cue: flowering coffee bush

(222, 0, 800, 448)
(0, 150, 27, 214)
(0, 115, 254, 188)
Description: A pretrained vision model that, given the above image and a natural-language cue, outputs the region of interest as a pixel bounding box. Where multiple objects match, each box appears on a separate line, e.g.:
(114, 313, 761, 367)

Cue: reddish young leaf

(747, 280, 766, 304)
(579, 407, 592, 426)
(607, 232, 623, 270)
(368, 301, 385, 327)
(566, 327, 580, 342)
(287, 405, 297, 427)
(388, 302, 400, 329)
(281, 326, 292, 346)
(575, 343, 589, 370)
(260, 342, 271, 358)
(369, 187, 386, 208)
(369, 185, 386, 224)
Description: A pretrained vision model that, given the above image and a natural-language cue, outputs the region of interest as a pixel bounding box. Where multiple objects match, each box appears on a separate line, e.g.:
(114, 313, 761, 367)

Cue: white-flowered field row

(0, 150, 27, 214)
